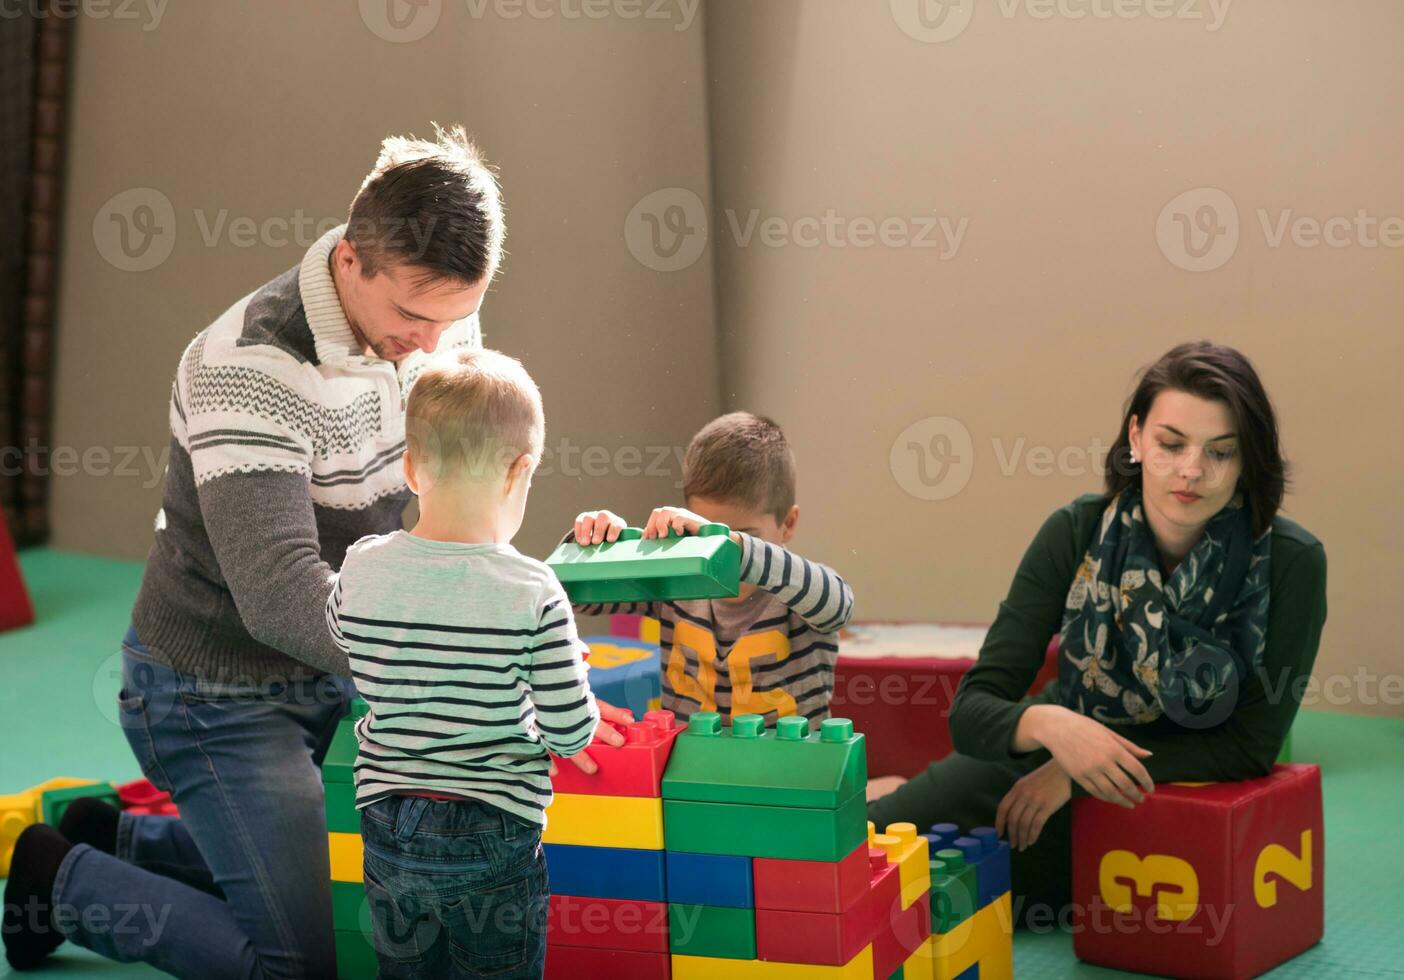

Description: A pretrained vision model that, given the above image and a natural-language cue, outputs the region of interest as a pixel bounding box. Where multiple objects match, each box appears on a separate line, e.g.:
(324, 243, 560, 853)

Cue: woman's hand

(548, 700, 631, 776)
(1020, 704, 1154, 807)
(866, 775, 908, 802)
(996, 760, 1071, 851)
(573, 510, 627, 545)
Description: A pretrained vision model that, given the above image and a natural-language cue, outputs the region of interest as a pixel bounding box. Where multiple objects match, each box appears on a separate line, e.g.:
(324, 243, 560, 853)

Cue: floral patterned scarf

(1058, 487, 1271, 728)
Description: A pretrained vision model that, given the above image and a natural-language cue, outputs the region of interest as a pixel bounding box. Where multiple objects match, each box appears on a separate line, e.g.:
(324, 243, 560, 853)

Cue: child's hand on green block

(643, 506, 725, 540)
(573, 510, 627, 545)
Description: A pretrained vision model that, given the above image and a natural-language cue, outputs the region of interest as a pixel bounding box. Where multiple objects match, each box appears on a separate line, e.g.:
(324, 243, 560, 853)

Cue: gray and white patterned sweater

(129, 225, 481, 683)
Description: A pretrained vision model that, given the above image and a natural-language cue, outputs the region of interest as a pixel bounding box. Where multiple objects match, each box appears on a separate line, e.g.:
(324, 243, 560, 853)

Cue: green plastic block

(661, 713, 866, 809)
(545, 524, 741, 604)
(888, 968, 905, 980)
(663, 792, 867, 861)
(668, 903, 756, 959)
(334, 927, 377, 980)
(324, 782, 360, 834)
(1277, 729, 1293, 763)
(331, 880, 369, 932)
(323, 717, 360, 785)
(350, 698, 370, 720)
(929, 850, 977, 934)
(40, 783, 119, 827)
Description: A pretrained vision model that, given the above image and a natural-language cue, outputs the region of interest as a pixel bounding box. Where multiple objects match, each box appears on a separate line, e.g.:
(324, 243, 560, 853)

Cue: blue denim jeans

(361, 795, 548, 980)
(50, 626, 354, 978)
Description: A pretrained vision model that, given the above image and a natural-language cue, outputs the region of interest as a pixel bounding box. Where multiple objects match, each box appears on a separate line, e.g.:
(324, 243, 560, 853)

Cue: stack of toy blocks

(1072, 763, 1323, 979)
(903, 822, 1013, 979)
(543, 708, 685, 979)
(322, 699, 378, 980)
(662, 711, 928, 978)
(0, 514, 34, 632)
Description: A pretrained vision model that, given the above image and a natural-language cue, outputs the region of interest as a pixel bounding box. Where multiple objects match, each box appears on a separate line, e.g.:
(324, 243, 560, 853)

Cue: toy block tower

(543, 708, 685, 980)
(0, 514, 35, 632)
(1072, 763, 1323, 979)
(661, 711, 929, 977)
(545, 523, 741, 604)
(905, 822, 1014, 979)
(321, 698, 377, 980)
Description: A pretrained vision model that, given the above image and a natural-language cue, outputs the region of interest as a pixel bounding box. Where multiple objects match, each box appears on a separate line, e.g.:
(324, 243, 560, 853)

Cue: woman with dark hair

(867, 340, 1327, 919)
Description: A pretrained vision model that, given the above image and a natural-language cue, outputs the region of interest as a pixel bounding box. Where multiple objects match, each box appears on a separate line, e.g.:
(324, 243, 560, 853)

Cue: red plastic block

(1073, 764, 1323, 980)
(753, 840, 870, 913)
(872, 891, 931, 978)
(548, 894, 669, 953)
(550, 710, 683, 798)
(544, 944, 670, 980)
(126, 801, 180, 817)
(0, 517, 34, 632)
(757, 847, 899, 966)
(117, 779, 169, 810)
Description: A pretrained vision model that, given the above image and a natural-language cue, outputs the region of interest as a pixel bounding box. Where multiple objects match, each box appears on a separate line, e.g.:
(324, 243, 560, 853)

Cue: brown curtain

(0, 7, 71, 547)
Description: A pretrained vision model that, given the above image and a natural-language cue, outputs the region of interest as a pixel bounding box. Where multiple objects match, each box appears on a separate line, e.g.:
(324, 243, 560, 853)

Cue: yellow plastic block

(878, 822, 931, 910)
(542, 793, 663, 850)
(27, 778, 98, 813)
(328, 831, 364, 882)
(914, 893, 1012, 980)
(672, 943, 873, 979)
(902, 940, 936, 980)
(1, 791, 38, 877)
(641, 616, 661, 644)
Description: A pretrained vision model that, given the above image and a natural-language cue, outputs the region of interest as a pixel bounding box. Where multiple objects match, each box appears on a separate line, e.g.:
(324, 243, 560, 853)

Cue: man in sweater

(4, 126, 625, 978)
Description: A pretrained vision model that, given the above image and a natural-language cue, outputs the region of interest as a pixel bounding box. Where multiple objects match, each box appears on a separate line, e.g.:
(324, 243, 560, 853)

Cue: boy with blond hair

(327, 348, 598, 980)
(571, 411, 854, 726)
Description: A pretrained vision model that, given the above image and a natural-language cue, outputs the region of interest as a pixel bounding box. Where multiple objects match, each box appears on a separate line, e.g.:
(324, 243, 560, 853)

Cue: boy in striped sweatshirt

(571, 412, 854, 727)
(326, 348, 598, 980)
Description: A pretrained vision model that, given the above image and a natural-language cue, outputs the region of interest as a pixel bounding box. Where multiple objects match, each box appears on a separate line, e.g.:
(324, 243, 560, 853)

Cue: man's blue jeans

(50, 627, 353, 978)
(361, 794, 548, 979)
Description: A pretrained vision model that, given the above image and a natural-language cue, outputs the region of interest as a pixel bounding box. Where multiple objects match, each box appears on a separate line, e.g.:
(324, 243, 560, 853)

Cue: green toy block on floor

(661, 713, 866, 809)
(334, 927, 377, 980)
(669, 903, 757, 959)
(545, 523, 740, 604)
(664, 791, 867, 862)
(40, 782, 120, 826)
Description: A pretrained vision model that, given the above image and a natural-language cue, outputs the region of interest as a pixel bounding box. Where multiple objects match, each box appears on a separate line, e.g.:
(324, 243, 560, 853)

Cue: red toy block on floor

(753, 840, 870, 914)
(0, 516, 34, 632)
(548, 894, 670, 953)
(549, 709, 683, 797)
(1072, 763, 1323, 980)
(544, 943, 670, 980)
(756, 846, 899, 966)
(116, 779, 179, 816)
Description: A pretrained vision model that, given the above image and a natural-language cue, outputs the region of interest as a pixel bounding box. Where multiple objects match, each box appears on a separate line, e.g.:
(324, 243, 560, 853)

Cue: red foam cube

(544, 944, 670, 980)
(754, 841, 870, 914)
(1073, 763, 1323, 980)
(0, 517, 34, 632)
(547, 894, 669, 953)
(757, 847, 899, 966)
(549, 710, 683, 798)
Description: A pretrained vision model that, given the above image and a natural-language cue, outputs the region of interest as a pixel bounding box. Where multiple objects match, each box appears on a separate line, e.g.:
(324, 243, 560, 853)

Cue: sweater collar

(300, 224, 363, 366)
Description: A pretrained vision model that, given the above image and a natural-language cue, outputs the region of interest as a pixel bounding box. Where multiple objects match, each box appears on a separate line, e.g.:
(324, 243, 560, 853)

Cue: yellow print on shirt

(668, 621, 796, 720)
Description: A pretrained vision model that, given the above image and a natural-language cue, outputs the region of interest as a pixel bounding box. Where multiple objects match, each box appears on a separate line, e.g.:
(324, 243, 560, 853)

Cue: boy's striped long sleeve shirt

(575, 532, 854, 725)
(326, 530, 599, 826)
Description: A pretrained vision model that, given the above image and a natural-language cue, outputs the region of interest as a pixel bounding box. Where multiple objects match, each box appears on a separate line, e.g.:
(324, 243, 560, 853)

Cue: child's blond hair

(405, 349, 543, 487)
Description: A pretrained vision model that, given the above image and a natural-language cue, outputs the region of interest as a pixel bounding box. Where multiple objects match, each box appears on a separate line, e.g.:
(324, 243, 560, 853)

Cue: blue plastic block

(665, 851, 754, 908)
(925, 822, 960, 852)
(543, 844, 667, 902)
(581, 635, 662, 720)
(969, 827, 1012, 908)
(951, 833, 1006, 911)
(954, 964, 979, 979)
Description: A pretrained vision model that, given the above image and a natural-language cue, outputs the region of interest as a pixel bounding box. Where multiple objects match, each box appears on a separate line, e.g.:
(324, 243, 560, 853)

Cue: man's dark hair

(683, 412, 797, 523)
(1107, 341, 1288, 537)
(345, 123, 504, 286)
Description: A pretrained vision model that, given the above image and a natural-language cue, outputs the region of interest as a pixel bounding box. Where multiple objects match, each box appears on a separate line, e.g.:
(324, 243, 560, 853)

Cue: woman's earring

(1130, 449, 1139, 464)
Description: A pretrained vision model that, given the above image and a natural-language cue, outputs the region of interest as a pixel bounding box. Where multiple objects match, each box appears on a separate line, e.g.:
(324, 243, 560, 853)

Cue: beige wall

(50, 1, 1400, 717)
(49, 0, 719, 563)
(703, 0, 1402, 717)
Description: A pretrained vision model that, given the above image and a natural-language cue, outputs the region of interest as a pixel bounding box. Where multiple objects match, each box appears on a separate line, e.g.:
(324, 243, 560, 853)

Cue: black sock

(3, 824, 74, 970)
(57, 797, 120, 855)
